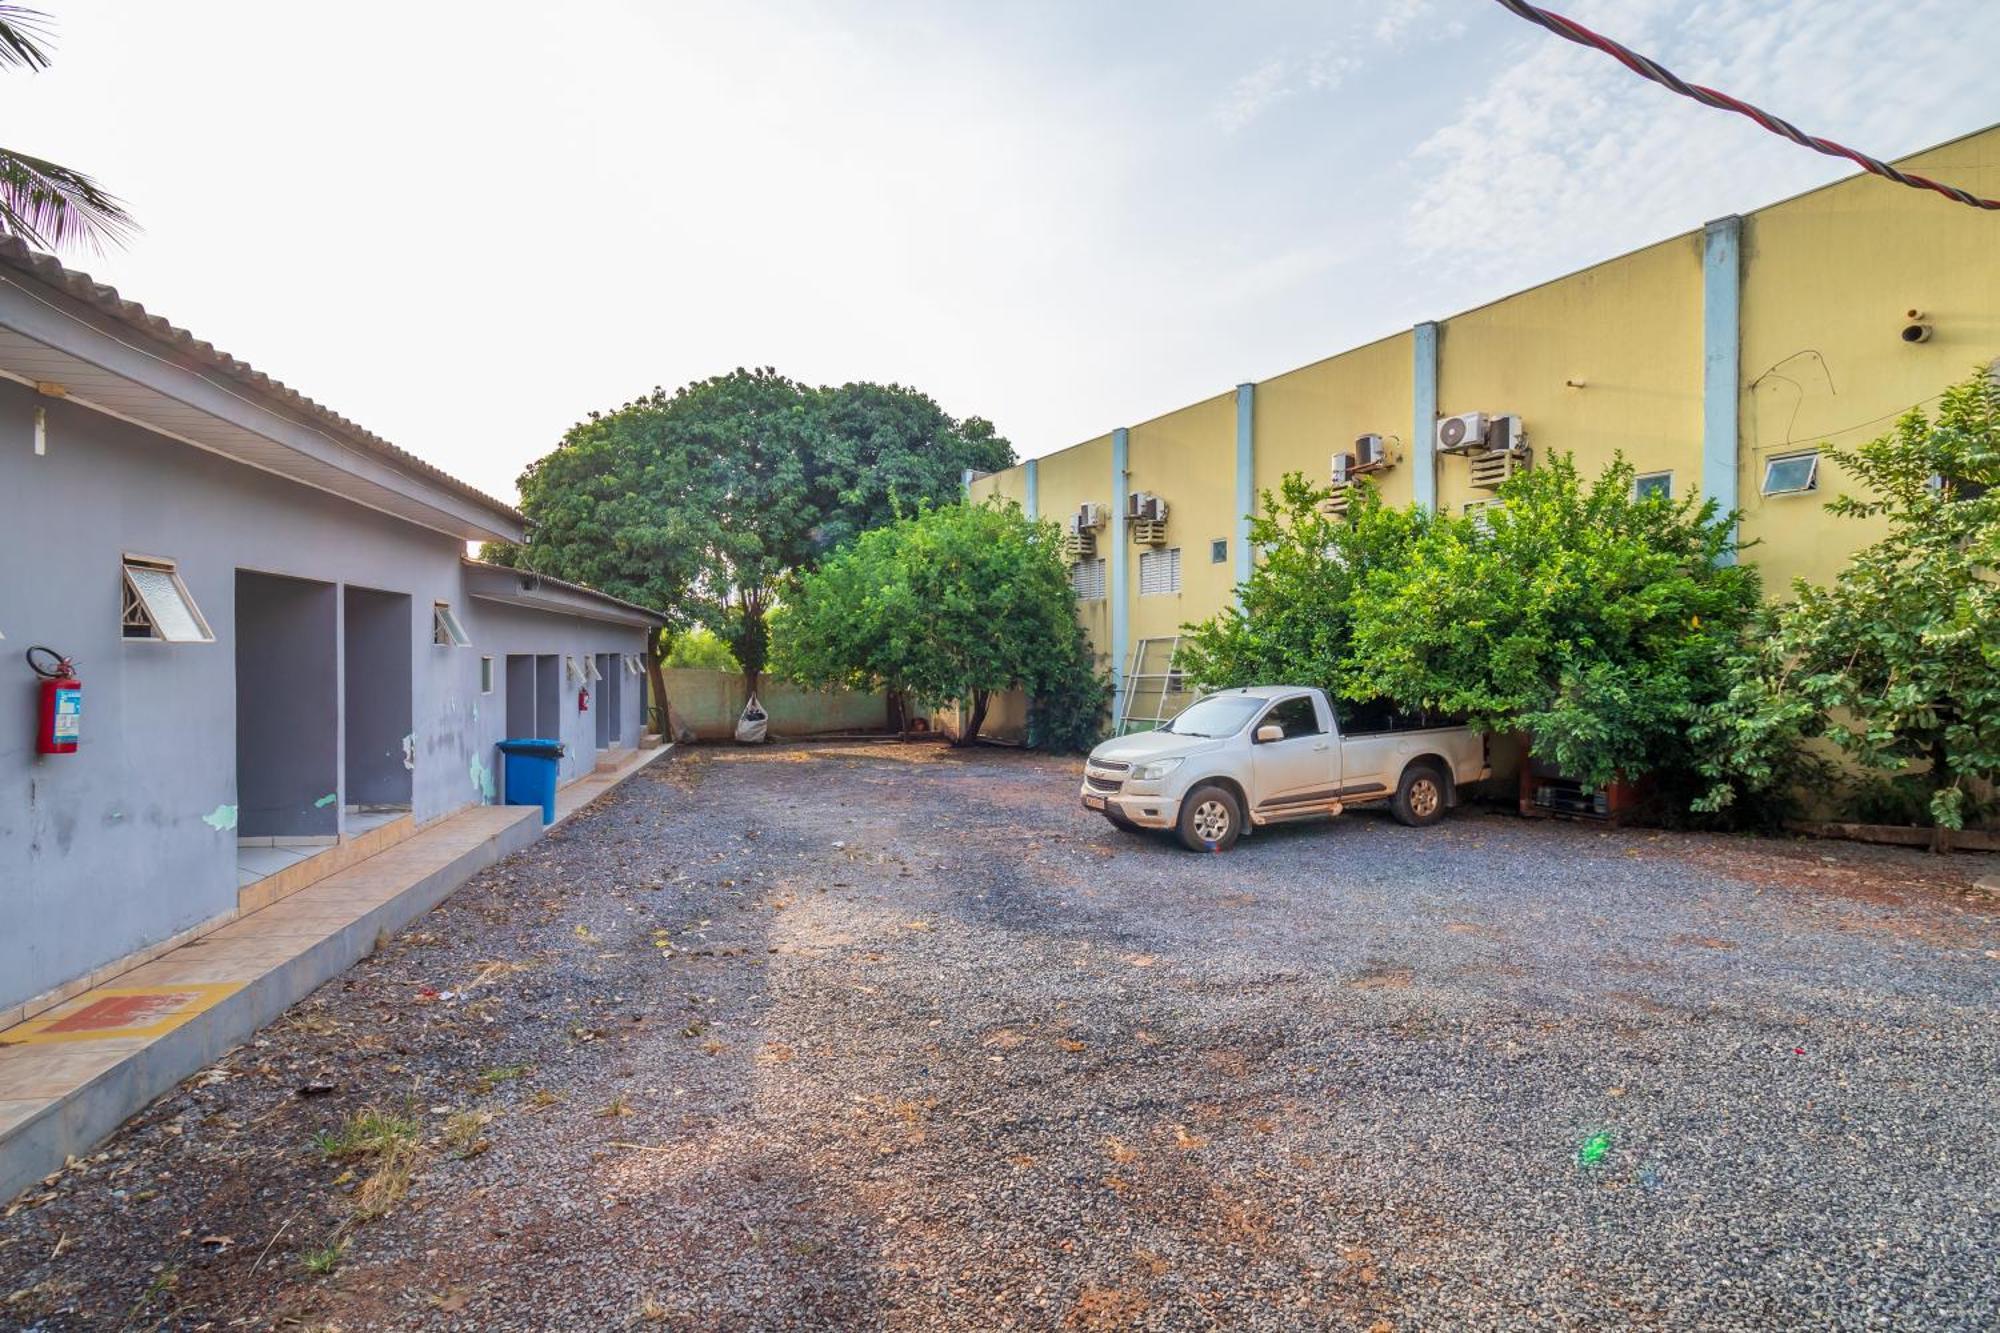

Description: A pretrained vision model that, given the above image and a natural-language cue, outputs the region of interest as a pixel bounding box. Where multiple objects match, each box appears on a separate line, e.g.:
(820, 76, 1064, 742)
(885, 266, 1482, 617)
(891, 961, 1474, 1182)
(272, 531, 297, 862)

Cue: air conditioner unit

(1124, 491, 1146, 520)
(1486, 413, 1526, 454)
(1330, 452, 1356, 485)
(1077, 502, 1104, 530)
(1435, 411, 1488, 455)
(1146, 496, 1168, 522)
(1353, 434, 1394, 471)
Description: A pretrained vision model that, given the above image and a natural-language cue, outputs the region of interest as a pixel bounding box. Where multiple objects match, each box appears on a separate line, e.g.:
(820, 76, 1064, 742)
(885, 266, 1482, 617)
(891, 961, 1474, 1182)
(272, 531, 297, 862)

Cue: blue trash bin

(497, 737, 565, 825)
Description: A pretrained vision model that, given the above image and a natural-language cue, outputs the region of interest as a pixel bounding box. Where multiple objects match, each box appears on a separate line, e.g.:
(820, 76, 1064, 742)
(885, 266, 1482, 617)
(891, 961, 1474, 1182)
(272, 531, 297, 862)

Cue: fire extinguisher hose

(26, 645, 75, 679)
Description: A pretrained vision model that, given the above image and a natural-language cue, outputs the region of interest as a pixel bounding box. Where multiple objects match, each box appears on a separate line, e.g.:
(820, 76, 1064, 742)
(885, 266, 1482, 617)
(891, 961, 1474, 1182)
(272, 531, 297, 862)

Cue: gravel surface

(2, 742, 1996, 1331)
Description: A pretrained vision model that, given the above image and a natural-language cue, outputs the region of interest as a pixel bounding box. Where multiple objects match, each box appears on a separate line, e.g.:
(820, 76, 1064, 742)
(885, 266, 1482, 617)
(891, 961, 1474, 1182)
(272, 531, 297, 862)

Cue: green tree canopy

(1696, 371, 2000, 842)
(1177, 474, 1432, 703)
(771, 501, 1105, 748)
(504, 369, 1015, 695)
(1344, 453, 1759, 789)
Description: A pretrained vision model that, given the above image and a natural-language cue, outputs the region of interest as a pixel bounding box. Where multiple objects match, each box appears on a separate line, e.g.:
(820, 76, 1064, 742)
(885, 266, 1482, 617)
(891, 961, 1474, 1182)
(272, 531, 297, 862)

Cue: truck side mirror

(1255, 723, 1284, 744)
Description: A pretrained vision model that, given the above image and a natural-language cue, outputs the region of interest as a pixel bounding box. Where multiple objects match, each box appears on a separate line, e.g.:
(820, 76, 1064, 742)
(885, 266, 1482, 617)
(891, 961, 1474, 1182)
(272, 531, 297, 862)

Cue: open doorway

(342, 585, 413, 835)
(535, 654, 560, 740)
(505, 654, 537, 738)
(235, 570, 338, 886)
(594, 653, 619, 750)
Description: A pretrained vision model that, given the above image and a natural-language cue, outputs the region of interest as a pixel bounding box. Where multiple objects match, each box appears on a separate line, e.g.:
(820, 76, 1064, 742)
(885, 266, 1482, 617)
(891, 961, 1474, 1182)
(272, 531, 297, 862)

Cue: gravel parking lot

(3, 742, 1996, 1331)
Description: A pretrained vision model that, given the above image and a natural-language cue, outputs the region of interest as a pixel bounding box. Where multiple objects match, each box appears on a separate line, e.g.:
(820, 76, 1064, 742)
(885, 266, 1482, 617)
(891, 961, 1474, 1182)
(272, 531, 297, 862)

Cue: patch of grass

(313, 1108, 421, 1162)
(442, 1110, 493, 1159)
(301, 1237, 347, 1277)
(313, 1106, 424, 1222)
(476, 1063, 531, 1092)
(525, 1087, 560, 1112)
(597, 1093, 634, 1119)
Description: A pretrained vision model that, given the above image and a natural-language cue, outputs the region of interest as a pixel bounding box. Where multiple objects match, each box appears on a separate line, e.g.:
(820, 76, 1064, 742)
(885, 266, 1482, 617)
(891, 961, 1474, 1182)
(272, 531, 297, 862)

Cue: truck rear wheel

(1177, 783, 1242, 852)
(1391, 762, 1449, 828)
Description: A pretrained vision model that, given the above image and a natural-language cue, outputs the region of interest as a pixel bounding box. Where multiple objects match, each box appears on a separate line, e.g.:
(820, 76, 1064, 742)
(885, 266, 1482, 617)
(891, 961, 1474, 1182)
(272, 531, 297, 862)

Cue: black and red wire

(1489, 0, 2000, 211)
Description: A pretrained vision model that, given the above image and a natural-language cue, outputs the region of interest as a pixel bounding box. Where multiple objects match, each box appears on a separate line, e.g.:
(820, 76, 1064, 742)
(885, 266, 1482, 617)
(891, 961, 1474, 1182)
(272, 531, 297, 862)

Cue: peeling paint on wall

(402, 733, 416, 772)
(201, 804, 238, 831)
(469, 754, 494, 802)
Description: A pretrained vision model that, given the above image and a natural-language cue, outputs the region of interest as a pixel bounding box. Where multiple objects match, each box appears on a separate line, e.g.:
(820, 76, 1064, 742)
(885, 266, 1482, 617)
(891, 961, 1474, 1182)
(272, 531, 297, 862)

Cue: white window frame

(479, 655, 495, 694)
(122, 554, 214, 644)
(1138, 546, 1181, 597)
(1210, 537, 1228, 564)
(433, 601, 470, 647)
(1070, 557, 1106, 602)
(1762, 452, 1819, 496)
(1633, 470, 1673, 501)
(1463, 499, 1502, 534)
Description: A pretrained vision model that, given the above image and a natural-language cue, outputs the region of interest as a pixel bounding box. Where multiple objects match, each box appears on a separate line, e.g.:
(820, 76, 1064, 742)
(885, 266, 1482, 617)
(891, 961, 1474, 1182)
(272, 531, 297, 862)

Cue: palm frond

(0, 6, 53, 70)
(0, 149, 136, 251)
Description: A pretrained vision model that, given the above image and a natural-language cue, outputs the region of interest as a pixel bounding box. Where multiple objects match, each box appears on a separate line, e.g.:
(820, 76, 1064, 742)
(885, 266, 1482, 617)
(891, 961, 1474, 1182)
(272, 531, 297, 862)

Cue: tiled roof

(0, 234, 525, 525)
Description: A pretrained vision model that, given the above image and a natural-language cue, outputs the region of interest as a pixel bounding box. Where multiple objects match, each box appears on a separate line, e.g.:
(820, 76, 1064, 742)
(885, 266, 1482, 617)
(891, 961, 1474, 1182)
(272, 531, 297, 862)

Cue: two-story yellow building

(968, 124, 2000, 736)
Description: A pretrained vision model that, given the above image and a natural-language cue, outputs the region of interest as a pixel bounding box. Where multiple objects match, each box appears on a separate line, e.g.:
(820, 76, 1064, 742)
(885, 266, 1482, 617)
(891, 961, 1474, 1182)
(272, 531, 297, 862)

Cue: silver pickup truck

(1081, 685, 1489, 851)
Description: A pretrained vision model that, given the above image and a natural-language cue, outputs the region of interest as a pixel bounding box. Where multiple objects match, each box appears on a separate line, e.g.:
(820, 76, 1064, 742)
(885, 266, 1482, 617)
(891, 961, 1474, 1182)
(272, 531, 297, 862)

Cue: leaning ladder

(1116, 635, 1195, 734)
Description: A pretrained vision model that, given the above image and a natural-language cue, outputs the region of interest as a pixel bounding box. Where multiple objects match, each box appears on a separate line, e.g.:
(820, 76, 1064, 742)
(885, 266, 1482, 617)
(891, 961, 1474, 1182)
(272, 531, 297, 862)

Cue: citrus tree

(1177, 474, 1431, 703)
(1695, 371, 2000, 844)
(771, 501, 1105, 748)
(1345, 454, 1758, 790)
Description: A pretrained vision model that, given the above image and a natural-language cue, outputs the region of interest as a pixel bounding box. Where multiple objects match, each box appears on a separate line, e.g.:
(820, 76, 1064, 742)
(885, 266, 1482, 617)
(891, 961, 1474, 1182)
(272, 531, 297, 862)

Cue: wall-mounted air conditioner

(1076, 502, 1104, 530)
(1353, 434, 1396, 471)
(1435, 411, 1488, 455)
(1485, 414, 1526, 454)
(1330, 452, 1356, 485)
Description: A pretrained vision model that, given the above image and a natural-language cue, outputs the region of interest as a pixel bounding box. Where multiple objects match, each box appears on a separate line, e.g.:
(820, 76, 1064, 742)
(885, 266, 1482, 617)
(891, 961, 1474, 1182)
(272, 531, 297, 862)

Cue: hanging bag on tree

(735, 694, 769, 745)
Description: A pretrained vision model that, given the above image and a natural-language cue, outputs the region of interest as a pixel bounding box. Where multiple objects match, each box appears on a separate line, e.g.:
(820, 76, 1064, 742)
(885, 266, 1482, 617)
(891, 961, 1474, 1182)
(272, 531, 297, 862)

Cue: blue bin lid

(497, 737, 565, 757)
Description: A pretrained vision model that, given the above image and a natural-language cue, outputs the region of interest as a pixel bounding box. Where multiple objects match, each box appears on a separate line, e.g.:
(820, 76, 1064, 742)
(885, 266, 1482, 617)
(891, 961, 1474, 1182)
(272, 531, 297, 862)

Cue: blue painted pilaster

(960, 466, 974, 499)
(1234, 383, 1254, 600)
(1702, 215, 1742, 559)
(1024, 457, 1039, 520)
(1412, 321, 1439, 512)
(1110, 427, 1130, 724)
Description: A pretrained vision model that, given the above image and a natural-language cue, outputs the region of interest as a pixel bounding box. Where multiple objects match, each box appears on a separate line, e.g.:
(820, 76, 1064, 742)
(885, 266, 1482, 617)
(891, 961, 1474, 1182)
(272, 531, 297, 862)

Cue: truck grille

(1091, 760, 1130, 774)
(1085, 774, 1123, 794)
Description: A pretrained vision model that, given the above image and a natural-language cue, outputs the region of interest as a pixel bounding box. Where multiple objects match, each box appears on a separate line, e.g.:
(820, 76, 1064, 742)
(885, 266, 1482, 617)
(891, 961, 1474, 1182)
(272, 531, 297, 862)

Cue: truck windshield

(1161, 694, 1264, 738)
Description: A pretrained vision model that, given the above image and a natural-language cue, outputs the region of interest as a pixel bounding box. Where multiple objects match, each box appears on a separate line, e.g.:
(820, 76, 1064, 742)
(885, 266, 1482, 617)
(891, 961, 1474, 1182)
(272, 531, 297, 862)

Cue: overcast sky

(8, 0, 1998, 502)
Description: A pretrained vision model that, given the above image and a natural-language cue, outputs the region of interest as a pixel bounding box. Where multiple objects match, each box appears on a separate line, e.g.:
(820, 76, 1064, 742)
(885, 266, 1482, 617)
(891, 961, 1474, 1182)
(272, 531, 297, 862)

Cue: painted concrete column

(1702, 215, 1743, 559)
(1412, 321, 1439, 512)
(1234, 382, 1254, 599)
(1110, 426, 1130, 723)
(1024, 457, 1039, 520)
(960, 466, 974, 498)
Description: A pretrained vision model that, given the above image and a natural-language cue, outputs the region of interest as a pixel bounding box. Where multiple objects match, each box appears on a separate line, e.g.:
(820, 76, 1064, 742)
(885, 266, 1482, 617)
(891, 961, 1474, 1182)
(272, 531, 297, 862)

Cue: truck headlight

(1131, 757, 1183, 782)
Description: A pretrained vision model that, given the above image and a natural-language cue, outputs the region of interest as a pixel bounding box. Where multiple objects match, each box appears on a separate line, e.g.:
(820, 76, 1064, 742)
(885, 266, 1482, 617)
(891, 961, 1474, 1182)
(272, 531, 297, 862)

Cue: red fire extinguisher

(577, 684, 590, 713)
(28, 645, 81, 755)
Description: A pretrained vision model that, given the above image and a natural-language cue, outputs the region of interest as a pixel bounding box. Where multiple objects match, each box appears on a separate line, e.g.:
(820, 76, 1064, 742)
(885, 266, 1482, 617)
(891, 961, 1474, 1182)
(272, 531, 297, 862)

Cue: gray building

(0, 238, 664, 1018)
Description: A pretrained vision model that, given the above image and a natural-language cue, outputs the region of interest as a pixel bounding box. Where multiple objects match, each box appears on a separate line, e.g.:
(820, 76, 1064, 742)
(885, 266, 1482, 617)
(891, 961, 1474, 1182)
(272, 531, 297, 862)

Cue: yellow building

(969, 124, 2000, 734)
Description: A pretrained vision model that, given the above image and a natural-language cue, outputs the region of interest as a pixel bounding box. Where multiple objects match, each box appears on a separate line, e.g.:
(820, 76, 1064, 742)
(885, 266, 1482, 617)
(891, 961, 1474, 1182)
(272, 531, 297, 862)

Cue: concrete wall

(971, 125, 2000, 708)
(662, 668, 888, 740)
(0, 381, 651, 1012)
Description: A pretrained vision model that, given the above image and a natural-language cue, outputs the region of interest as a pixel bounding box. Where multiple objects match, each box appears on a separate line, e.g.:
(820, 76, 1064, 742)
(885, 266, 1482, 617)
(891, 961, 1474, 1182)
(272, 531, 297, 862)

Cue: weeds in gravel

(598, 1093, 634, 1119)
(636, 1292, 672, 1323)
(301, 1237, 347, 1277)
(525, 1088, 561, 1112)
(442, 1110, 493, 1159)
(476, 1064, 531, 1092)
(313, 1107, 424, 1221)
(313, 1108, 420, 1161)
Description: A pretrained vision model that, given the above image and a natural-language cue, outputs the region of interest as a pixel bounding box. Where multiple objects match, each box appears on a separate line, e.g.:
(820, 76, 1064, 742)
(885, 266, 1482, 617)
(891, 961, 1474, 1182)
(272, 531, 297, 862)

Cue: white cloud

(1405, 0, 2000, 293)
(1215, 58, 1296, 132)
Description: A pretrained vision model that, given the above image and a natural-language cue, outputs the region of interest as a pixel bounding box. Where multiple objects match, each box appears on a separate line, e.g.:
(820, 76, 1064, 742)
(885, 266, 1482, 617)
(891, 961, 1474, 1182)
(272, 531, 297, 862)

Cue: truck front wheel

(1391, 762, 1449, 828)
(1177, 784, 1243, 852)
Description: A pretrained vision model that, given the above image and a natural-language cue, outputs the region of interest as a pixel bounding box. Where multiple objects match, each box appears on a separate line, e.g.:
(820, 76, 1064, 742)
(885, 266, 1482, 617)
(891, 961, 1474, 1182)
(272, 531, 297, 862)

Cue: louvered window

(1138, 547, 1181, 596)
(1070, 558, 1106, 601)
